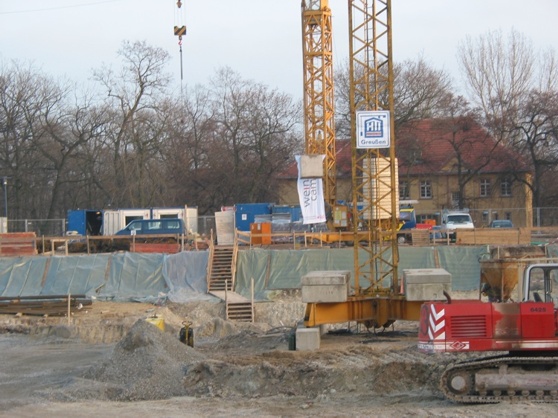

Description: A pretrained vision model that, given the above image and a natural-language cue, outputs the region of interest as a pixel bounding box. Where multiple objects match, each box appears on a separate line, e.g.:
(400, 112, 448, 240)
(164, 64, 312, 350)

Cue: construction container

(235, 203, 272, 232)
(102, 209, 150, 235)
(272, 205, 302, 222)
(66, 209, 103, 235)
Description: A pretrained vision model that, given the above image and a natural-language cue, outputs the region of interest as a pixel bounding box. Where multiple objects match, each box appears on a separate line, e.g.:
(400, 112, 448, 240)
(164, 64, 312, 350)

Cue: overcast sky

(2, 0, 558, 100)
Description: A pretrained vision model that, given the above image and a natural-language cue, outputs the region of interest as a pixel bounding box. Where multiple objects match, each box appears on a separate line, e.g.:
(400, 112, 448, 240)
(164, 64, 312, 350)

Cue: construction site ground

(1, 293, 557, 417)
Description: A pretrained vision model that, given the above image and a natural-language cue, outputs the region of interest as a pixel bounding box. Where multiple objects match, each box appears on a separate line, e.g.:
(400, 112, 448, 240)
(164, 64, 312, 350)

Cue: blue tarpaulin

(0, 245, 519, 302)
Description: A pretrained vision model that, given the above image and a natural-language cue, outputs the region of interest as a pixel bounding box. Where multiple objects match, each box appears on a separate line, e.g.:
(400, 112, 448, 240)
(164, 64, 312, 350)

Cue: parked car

(115, 218, 185, 235)
(441, 210, 475, 241)
(489, 219, 513, 228)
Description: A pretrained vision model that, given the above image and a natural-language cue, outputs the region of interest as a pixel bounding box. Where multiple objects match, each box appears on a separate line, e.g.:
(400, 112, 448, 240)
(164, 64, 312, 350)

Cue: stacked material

(0, 295, 92, 316)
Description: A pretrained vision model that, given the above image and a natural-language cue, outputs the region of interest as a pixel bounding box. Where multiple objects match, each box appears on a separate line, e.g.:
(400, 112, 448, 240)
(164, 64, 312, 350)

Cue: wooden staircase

(207, 242, 254, 322)
(224, 292, 254, 322)
(207, 246, 235, 291)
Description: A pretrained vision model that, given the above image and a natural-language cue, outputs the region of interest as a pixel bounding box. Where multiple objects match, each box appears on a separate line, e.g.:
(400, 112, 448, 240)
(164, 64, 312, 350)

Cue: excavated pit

(2, 298, 558, 416)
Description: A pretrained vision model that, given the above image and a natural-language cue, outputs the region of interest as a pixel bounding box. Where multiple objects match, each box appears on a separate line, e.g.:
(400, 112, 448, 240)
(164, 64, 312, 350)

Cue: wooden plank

(411, 229, 430, 246)
(131, 243, 181, 254)
(0, 232, 37, 256)
(210, 291, 250, 303)
(456, 228, 530, 245)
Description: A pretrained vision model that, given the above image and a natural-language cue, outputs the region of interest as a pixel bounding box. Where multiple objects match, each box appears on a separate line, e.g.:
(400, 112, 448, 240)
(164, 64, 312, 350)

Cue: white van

(441, 211, 474, 240)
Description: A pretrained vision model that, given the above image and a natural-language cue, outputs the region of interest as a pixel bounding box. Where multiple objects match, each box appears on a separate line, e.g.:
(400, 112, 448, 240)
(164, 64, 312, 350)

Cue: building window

(420, 180, 432, 199)
(399, 181, 410, 200)
(451, 192, 461, 209)
(480, 179, 491, 197)
(501, 177, 512, 197)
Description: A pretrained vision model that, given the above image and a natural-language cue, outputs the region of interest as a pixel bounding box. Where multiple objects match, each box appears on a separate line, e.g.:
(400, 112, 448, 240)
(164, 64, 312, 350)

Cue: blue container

(235, 203, 273, 231)
(272, 205, 302, 222)
(67, 209, 103, 235)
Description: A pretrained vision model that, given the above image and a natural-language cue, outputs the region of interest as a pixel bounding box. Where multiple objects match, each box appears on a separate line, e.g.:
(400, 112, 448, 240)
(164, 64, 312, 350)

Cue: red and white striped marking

(428, 304, 446, 341)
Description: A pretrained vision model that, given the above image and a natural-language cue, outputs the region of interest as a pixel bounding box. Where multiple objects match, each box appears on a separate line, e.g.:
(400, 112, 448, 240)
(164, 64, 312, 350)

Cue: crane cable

(174, 1, 187, 93)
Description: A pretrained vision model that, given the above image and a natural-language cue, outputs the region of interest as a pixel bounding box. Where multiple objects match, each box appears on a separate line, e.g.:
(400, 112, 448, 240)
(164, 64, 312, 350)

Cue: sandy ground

(1, 298, 558, 417)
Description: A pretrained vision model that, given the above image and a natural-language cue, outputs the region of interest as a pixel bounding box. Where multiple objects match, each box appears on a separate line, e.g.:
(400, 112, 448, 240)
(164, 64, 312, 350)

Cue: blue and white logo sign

(356, 110, 391, 149)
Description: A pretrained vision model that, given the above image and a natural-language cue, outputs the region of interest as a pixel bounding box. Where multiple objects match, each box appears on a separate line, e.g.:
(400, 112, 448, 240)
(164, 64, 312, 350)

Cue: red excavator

(418, 263, 558, 403)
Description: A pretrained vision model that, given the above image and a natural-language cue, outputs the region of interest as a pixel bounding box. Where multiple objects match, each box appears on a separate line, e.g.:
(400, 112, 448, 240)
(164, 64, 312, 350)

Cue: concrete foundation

(301, 270, 350, 303)
(403, 268, 452, 301)
(296, 327, 320, 350)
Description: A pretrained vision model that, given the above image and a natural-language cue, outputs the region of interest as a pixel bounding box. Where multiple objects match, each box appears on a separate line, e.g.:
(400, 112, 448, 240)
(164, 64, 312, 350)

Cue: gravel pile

(79, 319, 205, 401)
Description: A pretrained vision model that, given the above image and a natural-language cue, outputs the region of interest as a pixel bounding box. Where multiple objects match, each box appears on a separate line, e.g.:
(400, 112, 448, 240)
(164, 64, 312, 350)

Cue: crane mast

(349, 0, 399, 296)
(301, 0, 399, 294)
(301, 0, 337, 210)
(304, 0, 411, 329)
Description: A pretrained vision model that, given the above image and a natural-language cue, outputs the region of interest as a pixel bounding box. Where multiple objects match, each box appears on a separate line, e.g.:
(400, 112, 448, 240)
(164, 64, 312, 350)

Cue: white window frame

(420, 180, 432, 199)
(480, 179, 491, 197)
(501, 178, 512, 197)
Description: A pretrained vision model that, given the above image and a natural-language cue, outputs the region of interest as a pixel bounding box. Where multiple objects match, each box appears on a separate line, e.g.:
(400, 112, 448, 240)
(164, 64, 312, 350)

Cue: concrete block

(301, 270, 351, 286)
(403, 268, 452, 301)
(403, 268, 452, 284)
(296, 327, 320, 350)
(406, 282, 450, 301)
(299, 155, 325, 178)
(301, 270, 350, 303)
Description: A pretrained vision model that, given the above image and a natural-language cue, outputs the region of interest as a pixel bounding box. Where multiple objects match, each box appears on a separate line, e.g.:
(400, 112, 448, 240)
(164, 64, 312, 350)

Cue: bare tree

(93, 40, 171, 208)
(511, 90, 558, 207)
(160, 86, 217, 213)
(537, 48, 558, 92)
(208, 67, 301, 208)
(458, 29, 535, 141)
(458, 29, 558, 209)
(0, 61, 74, 220)
(334, 57, 453, 138)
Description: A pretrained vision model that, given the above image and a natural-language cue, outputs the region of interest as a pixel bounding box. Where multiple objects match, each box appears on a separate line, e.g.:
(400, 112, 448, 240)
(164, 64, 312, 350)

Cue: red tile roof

(397, 118, 529, 175)
(278, 118, 529, 179)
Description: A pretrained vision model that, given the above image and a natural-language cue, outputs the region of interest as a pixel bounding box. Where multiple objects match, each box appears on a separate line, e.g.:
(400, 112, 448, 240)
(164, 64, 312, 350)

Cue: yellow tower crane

(348, 0, 400, 299)
(174, 1, 417, 329)
(304, 0, 421, 329)
(301, 1, 342, 229)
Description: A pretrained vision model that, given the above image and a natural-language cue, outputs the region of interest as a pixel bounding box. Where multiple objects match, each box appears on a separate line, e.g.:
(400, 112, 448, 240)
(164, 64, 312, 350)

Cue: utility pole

(2, 176, 7, 219)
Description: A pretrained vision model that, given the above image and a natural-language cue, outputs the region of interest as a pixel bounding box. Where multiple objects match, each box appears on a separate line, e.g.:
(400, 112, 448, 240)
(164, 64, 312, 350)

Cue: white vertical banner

(295, 155, 326, 224)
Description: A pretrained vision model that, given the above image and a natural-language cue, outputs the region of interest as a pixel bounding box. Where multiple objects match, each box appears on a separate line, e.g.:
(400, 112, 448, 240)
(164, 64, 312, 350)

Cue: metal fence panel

(8, 219, 65, 236)
(7, 208, 558, 238)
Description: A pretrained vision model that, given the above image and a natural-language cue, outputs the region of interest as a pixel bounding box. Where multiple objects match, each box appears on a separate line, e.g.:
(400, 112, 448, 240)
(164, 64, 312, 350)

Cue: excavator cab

(523, 264, 558, 307)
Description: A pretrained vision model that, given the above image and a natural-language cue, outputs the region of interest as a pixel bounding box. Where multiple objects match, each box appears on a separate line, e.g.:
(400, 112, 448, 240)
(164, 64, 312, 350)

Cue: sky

(1, 0, 558, 100)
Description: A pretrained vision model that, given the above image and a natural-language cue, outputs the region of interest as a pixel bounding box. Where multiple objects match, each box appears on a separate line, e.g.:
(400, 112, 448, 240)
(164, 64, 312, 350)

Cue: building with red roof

(277, 118, 532, 227)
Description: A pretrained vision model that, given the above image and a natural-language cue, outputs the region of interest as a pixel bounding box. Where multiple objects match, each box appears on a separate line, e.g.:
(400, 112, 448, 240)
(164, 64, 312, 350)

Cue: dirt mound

(47, 319, 205, 402)
(182, 345, 448, 399)
(88, 319, 206, 400)
(41, 319, 451, 403)
(31, 302, 469, 405)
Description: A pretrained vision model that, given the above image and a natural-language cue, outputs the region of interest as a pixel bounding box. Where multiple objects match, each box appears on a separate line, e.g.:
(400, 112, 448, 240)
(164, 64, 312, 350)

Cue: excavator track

(441, 355, 558, 403)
